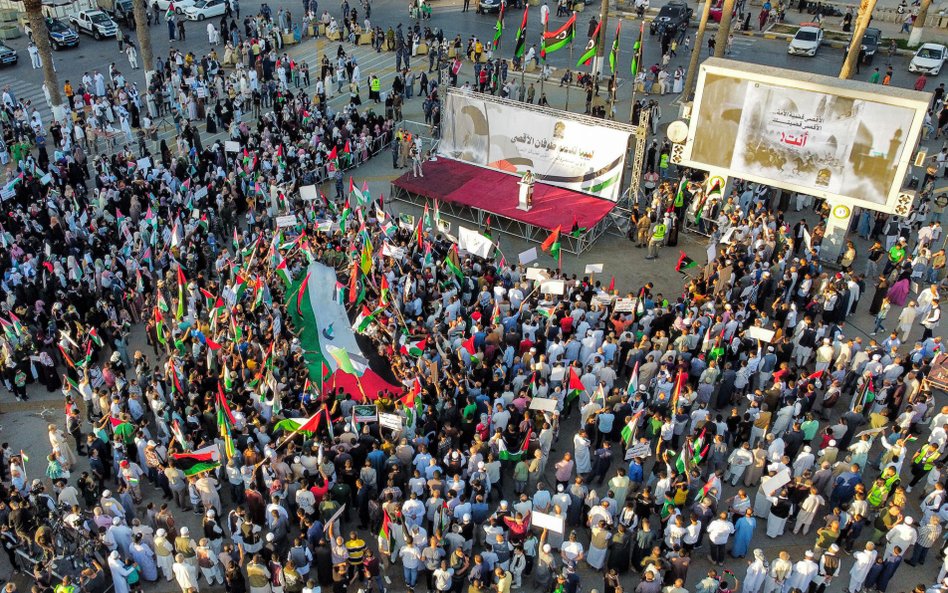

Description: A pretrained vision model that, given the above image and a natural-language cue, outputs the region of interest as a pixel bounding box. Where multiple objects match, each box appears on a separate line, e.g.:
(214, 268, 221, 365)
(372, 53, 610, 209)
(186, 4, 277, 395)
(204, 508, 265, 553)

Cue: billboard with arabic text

(438, 90, 633, 201)
(683, 59, 929, 213)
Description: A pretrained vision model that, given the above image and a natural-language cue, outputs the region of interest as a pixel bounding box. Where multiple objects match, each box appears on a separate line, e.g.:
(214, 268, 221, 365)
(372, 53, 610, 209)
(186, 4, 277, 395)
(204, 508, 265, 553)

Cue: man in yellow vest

(370, 75, 381, 103)
(647, 218, 667, 260)
(908, 443, 941, 492)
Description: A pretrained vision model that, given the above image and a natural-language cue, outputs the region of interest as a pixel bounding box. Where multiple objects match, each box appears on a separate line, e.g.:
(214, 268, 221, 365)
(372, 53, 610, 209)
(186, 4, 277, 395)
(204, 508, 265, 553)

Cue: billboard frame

(681, 58, 930, 215)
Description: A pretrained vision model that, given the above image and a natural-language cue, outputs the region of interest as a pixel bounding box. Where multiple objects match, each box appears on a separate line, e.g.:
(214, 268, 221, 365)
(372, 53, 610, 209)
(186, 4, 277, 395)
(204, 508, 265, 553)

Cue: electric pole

(133, 0, 155, 85)
(23, 0, 63, 121)
(713, 0, 737, 57)
(909, 0, 933, 47)
(684, 0, 714, 100)
(840, 0, 877, 79)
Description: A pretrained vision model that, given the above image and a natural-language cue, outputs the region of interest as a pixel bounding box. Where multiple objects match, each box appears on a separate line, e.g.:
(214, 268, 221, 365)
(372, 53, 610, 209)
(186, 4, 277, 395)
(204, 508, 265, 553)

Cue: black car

(26, 17, 81, 50)
(650, 0, 693, 36)
(860, 27, 882, 64)
(0, 42, 17, 66)
(477, 0, 503, 13)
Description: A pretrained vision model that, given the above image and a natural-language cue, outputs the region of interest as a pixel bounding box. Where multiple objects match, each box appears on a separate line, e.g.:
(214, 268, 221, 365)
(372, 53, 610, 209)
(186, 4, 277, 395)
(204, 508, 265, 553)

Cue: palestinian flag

(492, 2, 506, 50)
(275, 253, 292, 288)
(609, 20, 621, 74)
(541, 226, 561, 261)
(400, 337, 427, 357)
(676, 252, 698, 272)
(89, 328, 104, 348)
(695, 475, 717, 501)
(165, 2, 175, 19)
(543, 14, 575, 55)
(380, 275, 391, 305)
(674, 440, 693, 474)
(577, 20, 601, 67)
(273, 411, 323, 435)
(110, 416, 135, 442)
(499, 427, 532, 462)
(566, 366, 585, 402)
(514, 6, 529, 59)
(537, 306, 555, 319)
(630, 21, 644, 76)
(352, 305, 383, 333)
(621, 422, 635, 446)
(172, 445, 221, 477)
(626, 361, 640, 395)
(327, 345, 360, 376)
(379, 512, 392, 553)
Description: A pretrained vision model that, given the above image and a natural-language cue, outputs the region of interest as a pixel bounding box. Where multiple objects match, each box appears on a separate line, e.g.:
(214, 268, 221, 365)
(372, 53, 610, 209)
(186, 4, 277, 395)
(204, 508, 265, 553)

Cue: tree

(23, 0, 63, 120)
(132, 0, 155, 84)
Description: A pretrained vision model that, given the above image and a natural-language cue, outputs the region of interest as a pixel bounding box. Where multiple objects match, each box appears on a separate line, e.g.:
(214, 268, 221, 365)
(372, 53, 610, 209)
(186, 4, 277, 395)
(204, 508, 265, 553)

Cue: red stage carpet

(392, 159, 617, 231)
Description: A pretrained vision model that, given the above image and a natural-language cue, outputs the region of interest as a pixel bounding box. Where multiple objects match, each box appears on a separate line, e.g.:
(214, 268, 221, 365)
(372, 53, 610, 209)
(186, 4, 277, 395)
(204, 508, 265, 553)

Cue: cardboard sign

(353, 405, 378, 423)
(299, 185, 318, 201)
(137, 157, 151, 171)
(761, 469, 791, 497)
(525, 267, 549, 281)
(519, 247, 538, 265)
(458, 226, 493, 258)
(437, 219, 451, 233)
(550, 367, 565, 383)
(529, 398, 558, 412)
(326, 503, 346, 527)
(224, 141, 241, 153)
(614, 298, 635, 312)
(379, 413, 402, 430)
(532, 511, 564, 533)
(624, 441, 652, 460)
(746, 326, 776, 343)
(540, 280, 566, 295)
(276, 214, 299, 228)
(0, 185, 15, 201)
(382, 244, 407, 260)
(193, 185, 209, 201)
(584, 263, 604, 274)
(399, 214, 416, 230)
(592, 294, 614, 308)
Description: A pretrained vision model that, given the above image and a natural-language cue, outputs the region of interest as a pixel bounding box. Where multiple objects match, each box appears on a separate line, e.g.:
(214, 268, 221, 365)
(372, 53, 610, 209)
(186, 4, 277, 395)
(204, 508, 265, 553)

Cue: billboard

(439, 90, 634, 201)
(683, 58, 930, 213)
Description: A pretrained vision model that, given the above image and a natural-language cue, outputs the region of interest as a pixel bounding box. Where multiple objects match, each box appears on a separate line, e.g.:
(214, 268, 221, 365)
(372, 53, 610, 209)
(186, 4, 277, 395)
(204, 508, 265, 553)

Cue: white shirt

(706, 519, 734, 545)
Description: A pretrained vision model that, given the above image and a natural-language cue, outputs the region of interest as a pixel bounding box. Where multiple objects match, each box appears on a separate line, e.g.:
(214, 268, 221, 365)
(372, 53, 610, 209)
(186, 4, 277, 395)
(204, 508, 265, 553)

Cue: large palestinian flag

(287, 263, 402, 399)
(172, 445, 221, 476)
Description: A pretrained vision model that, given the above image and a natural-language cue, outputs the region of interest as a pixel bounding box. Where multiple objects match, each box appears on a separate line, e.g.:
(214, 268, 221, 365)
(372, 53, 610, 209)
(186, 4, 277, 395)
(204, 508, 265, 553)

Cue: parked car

(184, 0, 227, 20)
(152, 0, 198, 14)
(860, 27, 881, 64)
(910, 43, 948, 76)
(650, 0, 693, 36)
(24, 17, 80, 50)
(787, 24, 823, 56)
(70, 9, 118, 40)
(97, 0, 135, 27)
(0, 42, 17, 66)
(709, 0, 736, 23)
(476, 0, 503, 13)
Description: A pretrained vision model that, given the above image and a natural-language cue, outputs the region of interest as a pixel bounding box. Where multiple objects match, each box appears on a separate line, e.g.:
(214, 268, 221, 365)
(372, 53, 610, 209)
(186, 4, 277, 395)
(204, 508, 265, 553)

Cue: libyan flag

(172, 445, 221, 477)
(543, 14, 575, 56)
(577, 20, 601, 67)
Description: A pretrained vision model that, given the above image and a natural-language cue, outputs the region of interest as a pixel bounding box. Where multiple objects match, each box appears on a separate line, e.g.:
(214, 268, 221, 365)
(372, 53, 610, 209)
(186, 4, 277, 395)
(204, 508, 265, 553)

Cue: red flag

(206, 337, 222, 350)
(177, 265, 186, 287)
(327, 146, 338, 161)
(217, 382, 237, 424)
(608, 275, 615, 292)
(541, 226, 561, 252)
(348, 260, 359, 303)
(461, 335, 476, 355)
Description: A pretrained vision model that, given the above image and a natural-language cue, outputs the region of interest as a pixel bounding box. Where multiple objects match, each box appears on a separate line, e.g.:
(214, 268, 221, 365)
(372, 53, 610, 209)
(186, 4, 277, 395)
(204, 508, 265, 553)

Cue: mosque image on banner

(684, 58, 929, 213)
(438, 89, 634, 201)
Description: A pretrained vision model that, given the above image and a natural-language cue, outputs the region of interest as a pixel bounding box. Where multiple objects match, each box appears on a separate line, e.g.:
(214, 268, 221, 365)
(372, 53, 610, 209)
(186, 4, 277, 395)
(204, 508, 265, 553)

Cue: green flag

(514, 6, 529, 58)
(609, 20, 621, 74)
(543, 14, 576, 55)
(577, 20, 601, 67)
(630, 21, 644, 76)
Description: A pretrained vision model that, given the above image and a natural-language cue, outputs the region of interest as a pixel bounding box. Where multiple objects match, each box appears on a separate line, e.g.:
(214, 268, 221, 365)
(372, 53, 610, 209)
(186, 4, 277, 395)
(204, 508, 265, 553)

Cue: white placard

(802, 228, 812, 252)
(193, 185, 208, 201)
(614, 298, 635, 313)
(276, 214, 299, 228)
(550, 367, 565, 383)
(0, 186, 14, 201)
(746, 326, 776, 343)
(458, 226, 494, 258)
(532, 511, 565, 533)
(137, 157, 151, 171)
(592, 294, 614, 308)
(760, 468, 791, 497)
(855, 427, 886, 439)
(224, 141, 241, 153)
(326, 503, 346, 527)
(382, 244, 407, 260)
(379, 413, 402, 430)
(299, 185, 318, 201)
(540, 280, 566, 295)
(584, 263, 604, 274)
(529, 397, 559, 412)
(624, 442, 652, 460)
(707, 243, 717, 263)
(518, 247, 538, 265)
(399, 214, 416, 230)
(525, 267, 549, 281)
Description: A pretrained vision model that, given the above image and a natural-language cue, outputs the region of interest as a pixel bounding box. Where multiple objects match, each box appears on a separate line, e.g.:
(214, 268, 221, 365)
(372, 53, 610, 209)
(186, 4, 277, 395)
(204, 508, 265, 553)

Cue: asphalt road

(0, 0, 929, 125)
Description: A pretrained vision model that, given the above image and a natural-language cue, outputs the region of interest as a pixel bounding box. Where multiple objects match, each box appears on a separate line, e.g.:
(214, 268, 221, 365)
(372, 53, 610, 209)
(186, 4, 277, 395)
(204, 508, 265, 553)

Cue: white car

(184, 0, 227, 19)
(787, 25, 823, 56)
(910, 43, 948, 75)
(153, 0, 197, 14)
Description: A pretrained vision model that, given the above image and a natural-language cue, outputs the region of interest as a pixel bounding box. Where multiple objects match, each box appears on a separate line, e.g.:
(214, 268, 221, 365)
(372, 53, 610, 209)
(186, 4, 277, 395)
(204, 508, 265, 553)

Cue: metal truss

(389, 183, 610, 255)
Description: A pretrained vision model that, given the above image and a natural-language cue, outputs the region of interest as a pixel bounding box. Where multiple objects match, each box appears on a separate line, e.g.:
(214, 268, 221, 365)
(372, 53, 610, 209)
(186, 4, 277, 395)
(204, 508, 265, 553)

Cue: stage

(390, 158, 618, 254)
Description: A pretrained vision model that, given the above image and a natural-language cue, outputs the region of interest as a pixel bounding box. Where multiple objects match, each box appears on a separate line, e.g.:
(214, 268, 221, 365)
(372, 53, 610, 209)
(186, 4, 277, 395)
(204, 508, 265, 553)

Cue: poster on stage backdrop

(685, 59, 929, 213)
(438, 90, 633, 201)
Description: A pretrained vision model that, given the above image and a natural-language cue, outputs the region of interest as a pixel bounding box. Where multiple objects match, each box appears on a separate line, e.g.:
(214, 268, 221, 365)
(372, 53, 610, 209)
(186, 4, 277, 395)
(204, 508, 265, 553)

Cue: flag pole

(566, 11, 576, 111)
(540, 11, 548, 100)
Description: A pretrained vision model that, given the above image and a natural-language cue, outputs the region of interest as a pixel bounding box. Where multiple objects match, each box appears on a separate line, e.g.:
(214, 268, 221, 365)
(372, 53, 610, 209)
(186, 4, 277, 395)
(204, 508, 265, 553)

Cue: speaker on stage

(517, 170, 536, 212)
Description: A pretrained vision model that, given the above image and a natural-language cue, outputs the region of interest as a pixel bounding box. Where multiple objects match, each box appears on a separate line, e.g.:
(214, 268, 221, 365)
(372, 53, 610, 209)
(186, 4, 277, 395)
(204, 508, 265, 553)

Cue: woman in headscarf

(742, 549, 768, 593)
(130, 532, 159, 582)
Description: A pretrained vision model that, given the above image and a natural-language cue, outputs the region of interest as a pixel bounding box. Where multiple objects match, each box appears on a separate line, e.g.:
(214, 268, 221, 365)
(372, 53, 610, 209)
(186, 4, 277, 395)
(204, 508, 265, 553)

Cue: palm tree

(23, 0, 63, 119)
(132, 0, 155, 83)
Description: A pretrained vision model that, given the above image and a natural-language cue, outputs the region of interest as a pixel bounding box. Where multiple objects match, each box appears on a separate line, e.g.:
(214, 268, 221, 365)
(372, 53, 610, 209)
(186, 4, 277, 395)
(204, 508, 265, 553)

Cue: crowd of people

(0, 5, 947, 593)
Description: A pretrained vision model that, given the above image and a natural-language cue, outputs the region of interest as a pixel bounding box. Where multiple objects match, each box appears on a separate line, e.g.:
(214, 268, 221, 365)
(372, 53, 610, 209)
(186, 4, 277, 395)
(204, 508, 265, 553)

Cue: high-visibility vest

(371, 77, 380, 92)
(913, 447, 940, 471)
(652, 224, 667, 240)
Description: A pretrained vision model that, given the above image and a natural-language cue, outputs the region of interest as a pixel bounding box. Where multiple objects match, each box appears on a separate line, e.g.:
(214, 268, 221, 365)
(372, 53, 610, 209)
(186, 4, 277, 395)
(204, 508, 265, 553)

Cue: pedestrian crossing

(2, 75, 52, 121)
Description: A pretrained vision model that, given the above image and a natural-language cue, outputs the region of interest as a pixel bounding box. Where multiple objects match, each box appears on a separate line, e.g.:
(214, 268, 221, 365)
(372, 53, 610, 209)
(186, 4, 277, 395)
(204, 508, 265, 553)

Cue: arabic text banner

(685, 60, 929, 213)
(439, 91, 632, 202)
